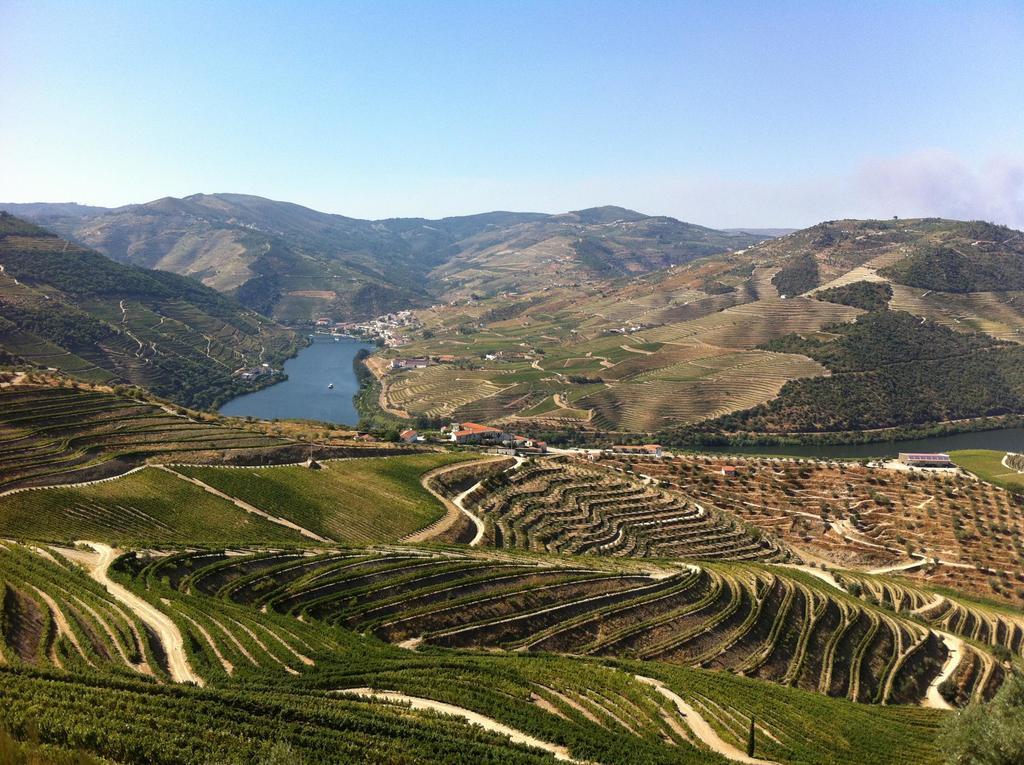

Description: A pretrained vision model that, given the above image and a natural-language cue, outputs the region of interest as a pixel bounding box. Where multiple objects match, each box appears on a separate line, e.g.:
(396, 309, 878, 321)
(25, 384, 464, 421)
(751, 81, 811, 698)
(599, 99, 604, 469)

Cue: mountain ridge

(0, 195, 768, 322)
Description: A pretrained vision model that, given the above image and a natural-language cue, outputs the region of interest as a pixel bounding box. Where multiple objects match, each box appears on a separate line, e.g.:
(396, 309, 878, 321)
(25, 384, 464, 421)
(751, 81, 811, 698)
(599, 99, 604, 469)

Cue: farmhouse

(399, 429, 419, 444)
(607, 444, 664, 458)
(390, 357, 433, 371)
(898, 452, 953, 467)
(511, 435, 547, 455)
(719, 465, 738, 477)
(237, 365, 272, 382)
(450, 422, 509, 445)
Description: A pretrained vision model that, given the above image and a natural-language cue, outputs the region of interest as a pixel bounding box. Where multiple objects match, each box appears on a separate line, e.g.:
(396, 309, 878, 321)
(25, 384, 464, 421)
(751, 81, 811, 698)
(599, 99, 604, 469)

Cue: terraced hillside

(598, 454, 1024, 605)
(465, 459, 789, 562)
(0, 384, 293, 490)
(143, 545, 984, 707)
(171, 452, 480, 545)
(0, 538, 953, 765)
(0, 212, 298, 408)
(0, 467, 310, 546)
(0, 447, 474, 547)
(833, 571, 1022, 705)
(368, 217, 1024, 443)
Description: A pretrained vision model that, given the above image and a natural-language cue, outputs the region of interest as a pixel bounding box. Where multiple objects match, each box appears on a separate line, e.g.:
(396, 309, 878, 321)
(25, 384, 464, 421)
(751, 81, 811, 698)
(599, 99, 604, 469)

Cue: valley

(1, 199, 764, 325)
(5, 5, 1020, 762)
(1, 210, 1023, 765)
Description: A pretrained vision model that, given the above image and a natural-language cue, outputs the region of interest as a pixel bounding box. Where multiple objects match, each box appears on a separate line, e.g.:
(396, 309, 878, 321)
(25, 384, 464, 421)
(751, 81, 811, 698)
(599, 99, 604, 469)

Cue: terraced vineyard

(0, 537, 957, 764)
(0, 382, 422, 492)
(141, 545, 974, 707)
(463, 459, 789, 562)
(0, 467, 308, 546)
(386, 366, 512, 419)
(0, 541, 166, 677)
(0, 450, 476, 548)
(636, 297, 861, 348)
(832, 571, 1021, 704)
(0, 384, 289, 490)
(0, 213, 299, 408)
(581, 351, 826, 431)
(173, 452, 479, 545)
(599, 454, 1024, 604)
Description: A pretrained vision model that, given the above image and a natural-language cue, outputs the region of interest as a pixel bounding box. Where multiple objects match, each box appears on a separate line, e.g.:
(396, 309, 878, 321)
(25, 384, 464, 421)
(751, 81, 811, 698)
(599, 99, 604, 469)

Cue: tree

(940, 672, 1024, 764)
(747, 714, 756, 757)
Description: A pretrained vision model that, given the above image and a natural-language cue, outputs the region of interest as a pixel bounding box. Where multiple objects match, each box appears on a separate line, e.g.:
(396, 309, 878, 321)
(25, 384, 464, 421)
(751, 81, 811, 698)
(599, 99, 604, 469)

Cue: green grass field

(175, 452, 479, 544)
(0, 467, 305, 546)
(950, 449, 1024, 490)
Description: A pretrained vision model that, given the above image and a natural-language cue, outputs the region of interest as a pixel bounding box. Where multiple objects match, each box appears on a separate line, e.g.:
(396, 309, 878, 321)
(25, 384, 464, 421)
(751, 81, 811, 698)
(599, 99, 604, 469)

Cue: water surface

(219, 336, 374, 426)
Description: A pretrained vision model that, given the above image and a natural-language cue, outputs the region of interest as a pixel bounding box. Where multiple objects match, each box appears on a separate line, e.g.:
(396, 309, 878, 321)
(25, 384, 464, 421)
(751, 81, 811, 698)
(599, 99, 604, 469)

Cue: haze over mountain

(1, 196, 766, 323)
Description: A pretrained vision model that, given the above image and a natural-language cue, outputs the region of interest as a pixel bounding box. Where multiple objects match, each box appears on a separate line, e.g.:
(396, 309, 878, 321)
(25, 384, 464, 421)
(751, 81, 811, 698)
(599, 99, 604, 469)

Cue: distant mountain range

(0, 196, 768, 323)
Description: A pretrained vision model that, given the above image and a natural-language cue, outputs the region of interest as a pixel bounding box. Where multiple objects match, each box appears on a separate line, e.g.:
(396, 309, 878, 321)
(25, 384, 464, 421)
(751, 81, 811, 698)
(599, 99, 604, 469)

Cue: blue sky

(2, 1, 1023, 227)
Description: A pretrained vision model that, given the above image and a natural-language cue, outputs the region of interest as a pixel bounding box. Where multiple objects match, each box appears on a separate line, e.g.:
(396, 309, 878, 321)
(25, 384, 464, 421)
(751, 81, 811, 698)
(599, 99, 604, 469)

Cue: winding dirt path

(924, 632, 963, 710)
(58, 541, 204, 686)
(450, 481, 486, 545)
(414, 456, 525, 547)
(635, 676, 778, 765)
(335, 688, 579, 762)
(403, 457, 506, 543)
(158, 466, 333, 543)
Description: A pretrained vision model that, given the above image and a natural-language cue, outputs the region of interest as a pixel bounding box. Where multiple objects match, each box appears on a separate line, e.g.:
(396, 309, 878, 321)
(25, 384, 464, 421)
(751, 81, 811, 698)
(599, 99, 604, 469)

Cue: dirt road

(923, 632, 963, 711)
(635, 676, 778, 765)
(403, 457, 506, 543)
(336, 688, 579, 761)
(158, 466, 333, 543)
(59, 541, 204, 686)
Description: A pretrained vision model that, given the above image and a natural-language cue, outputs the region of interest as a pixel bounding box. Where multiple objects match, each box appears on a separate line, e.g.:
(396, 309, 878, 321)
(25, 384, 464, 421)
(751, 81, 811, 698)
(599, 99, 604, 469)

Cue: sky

(2, 0, 1023, 228)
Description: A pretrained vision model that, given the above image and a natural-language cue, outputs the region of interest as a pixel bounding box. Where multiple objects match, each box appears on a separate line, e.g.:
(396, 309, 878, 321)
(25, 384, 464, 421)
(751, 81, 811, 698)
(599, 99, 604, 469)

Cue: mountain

(0, 212, 298, 408)
(431, 205, 765, 298)
(2, 195, 766, 323)
(367, 216, 1024, 442)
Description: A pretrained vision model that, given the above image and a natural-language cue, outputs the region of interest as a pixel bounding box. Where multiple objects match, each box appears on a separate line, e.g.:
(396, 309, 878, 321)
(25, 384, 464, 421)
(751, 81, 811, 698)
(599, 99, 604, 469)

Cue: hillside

(0, 380, 1020, 763)
(1, 196, 765, 323)
(430, 206, 765, 298)
(367, 216, 1024, 442)
(0, 213, 299, 408)
(0, 380, 420, 491)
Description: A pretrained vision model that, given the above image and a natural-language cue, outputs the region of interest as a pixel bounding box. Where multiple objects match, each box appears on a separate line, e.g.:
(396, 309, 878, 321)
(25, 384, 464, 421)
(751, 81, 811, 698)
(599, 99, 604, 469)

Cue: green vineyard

(141, 545, 968, 706)
(0, 385, 286, 490)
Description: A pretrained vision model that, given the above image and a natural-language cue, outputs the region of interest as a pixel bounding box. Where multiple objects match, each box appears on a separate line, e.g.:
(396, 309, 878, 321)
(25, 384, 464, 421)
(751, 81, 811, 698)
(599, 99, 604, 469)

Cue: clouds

(602, 151, 1024, 229)
(851, 151, 1024, 229)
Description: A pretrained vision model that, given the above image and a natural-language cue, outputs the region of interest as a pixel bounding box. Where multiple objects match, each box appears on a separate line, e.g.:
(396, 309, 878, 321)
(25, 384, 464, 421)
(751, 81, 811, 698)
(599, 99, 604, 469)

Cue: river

(219, 336, 374, 426)
(698, 427, 1024, 459)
